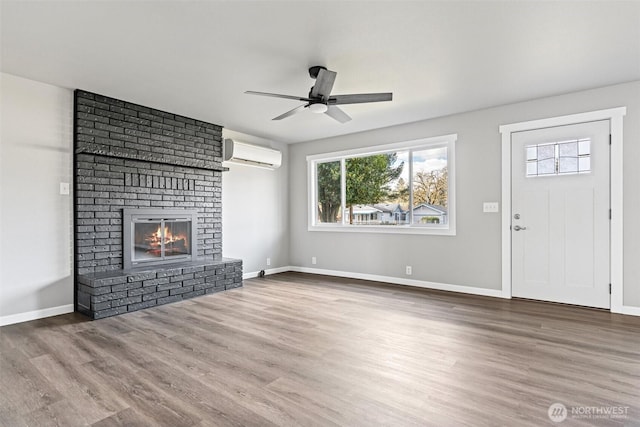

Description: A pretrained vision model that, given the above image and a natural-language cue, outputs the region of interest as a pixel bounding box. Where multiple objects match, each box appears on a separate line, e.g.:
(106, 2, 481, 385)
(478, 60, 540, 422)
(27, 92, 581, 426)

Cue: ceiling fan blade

(245, 91, 311, 102)
(272, 104, 308, 121)
(330, 93, 393, 105)
(324, 106, 352, 123)
(310, 69, 337, 100)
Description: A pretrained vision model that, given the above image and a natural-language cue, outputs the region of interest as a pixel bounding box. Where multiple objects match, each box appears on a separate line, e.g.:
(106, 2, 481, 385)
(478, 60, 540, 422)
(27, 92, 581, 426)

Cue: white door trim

(499, 107, 626, 313)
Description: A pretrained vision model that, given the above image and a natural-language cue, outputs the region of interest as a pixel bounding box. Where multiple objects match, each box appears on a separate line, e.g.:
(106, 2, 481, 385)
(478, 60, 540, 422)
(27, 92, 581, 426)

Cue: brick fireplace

(73, 90, 242, 319)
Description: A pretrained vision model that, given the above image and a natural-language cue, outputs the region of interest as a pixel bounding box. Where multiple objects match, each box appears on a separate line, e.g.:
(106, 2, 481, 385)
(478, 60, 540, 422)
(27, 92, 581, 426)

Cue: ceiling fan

(245, 66, 392, 123)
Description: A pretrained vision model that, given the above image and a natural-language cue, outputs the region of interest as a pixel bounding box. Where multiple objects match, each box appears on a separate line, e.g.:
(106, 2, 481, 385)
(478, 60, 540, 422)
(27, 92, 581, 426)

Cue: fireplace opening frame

(123, 208, 199, 269)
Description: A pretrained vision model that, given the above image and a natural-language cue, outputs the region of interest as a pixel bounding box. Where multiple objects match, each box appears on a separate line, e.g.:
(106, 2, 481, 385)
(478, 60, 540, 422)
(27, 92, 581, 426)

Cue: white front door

(511, 120, 610, 308)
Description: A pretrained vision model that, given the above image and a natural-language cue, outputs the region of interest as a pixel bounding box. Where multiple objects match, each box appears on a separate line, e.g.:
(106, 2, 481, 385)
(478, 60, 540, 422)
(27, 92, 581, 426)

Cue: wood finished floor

(1, 272, 639, 427)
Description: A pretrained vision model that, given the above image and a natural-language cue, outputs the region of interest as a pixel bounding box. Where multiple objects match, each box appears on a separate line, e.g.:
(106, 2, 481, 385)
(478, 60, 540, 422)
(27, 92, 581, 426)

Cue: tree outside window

(316, 161, 341, 223)
(345, 153, 405, 224)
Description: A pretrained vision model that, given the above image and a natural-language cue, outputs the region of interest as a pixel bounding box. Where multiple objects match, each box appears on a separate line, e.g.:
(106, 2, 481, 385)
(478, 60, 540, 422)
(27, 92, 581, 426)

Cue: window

(526, 138, 591, 177)
(411, 146, 448, 225)
(315, 160, 342, 223)
(308, 134, 456, 235)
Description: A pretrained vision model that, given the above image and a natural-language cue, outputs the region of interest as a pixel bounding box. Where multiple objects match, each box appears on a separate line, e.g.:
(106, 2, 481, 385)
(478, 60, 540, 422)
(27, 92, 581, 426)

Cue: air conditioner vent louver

(223, 139, 282, 170)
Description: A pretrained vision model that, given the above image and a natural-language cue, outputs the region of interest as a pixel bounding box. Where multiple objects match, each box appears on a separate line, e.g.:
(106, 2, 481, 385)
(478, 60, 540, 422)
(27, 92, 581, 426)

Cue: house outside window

(308, 134, 456, 235)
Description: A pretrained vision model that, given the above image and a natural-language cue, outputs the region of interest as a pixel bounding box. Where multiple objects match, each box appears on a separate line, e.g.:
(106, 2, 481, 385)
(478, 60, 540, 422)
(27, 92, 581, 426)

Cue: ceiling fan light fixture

(308, 103, 328, 114)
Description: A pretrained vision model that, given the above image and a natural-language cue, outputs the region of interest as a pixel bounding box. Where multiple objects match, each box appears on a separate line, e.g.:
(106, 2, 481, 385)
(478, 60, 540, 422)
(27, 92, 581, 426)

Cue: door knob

(513, 225, 527, 231)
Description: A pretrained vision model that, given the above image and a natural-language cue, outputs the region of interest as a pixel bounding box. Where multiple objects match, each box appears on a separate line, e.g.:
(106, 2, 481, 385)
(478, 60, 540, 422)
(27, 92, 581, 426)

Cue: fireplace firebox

(123, 209, 198, 269)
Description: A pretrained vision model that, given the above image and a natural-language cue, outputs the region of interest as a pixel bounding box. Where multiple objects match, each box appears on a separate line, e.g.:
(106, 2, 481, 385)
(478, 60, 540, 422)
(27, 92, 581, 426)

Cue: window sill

(308, 225, 456, 236)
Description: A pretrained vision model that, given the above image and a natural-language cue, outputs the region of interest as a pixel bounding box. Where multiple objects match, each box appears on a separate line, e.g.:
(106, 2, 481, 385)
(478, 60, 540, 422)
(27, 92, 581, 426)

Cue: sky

(393, 146, 447, 184)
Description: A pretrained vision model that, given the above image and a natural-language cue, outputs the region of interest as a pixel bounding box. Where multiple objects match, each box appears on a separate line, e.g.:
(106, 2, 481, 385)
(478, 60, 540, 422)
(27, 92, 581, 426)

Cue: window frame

(307, 134, 456, 235)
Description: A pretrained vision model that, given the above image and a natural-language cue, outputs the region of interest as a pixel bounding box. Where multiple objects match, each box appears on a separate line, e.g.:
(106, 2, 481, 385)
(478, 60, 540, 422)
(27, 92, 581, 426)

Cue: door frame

(499, 107, 626, 313)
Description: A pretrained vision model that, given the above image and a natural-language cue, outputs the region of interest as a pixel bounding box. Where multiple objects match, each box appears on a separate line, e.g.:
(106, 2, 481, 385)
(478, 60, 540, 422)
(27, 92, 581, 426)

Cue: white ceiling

(2, 1, 639, 143)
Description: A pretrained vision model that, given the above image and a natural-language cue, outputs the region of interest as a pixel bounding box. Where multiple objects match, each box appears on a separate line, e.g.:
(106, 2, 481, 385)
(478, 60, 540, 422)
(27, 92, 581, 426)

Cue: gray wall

(0, 73, 74, 322)
(288, 80, 640, 307)
(222, 130, 289, 276)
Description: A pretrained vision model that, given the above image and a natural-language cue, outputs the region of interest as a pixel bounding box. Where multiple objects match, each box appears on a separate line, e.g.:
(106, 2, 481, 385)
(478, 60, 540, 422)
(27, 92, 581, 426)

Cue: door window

(526, 138, 591, 177)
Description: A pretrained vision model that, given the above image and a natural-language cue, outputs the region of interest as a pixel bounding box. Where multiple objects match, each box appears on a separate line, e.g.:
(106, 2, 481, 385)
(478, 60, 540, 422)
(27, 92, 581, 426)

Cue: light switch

(483, 202, 499, 213)
(60, 182, 70, 195)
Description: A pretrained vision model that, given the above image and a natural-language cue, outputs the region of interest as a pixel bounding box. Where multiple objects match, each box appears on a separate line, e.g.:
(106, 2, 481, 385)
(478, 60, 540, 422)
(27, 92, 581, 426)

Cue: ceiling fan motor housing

(308, 65, 327, 79)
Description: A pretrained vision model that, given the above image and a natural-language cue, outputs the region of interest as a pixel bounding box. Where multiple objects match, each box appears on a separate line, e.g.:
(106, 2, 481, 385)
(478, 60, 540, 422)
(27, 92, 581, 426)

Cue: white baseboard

(243, 266, 292, 280)
(618, 305, 640, 317)
(279, 267, 639, 316)
(286, 266, 507, 299)
(0, 304, 75, 327)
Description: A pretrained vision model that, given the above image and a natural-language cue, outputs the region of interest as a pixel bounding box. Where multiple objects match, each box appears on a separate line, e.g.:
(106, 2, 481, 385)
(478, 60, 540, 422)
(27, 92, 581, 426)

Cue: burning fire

(144, 225, 189, 256)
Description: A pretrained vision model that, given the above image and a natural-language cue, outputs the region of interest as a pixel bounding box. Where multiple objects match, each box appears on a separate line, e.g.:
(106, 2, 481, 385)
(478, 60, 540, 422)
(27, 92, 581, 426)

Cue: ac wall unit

(223, 139, 282, 170)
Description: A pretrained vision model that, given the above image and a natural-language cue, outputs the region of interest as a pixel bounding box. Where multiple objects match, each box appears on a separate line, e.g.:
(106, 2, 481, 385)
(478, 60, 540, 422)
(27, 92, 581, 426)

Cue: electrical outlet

(60, 182, 70, 195)
(483, 202, 499, 213)
(311, 256, 317, 265)
(405, 265, 412, 275)
(266, 258, 271, 266)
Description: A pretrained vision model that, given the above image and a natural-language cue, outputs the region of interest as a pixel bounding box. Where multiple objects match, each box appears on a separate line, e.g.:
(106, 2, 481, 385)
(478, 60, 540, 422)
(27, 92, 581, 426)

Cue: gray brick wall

(74, 90, 225, 275)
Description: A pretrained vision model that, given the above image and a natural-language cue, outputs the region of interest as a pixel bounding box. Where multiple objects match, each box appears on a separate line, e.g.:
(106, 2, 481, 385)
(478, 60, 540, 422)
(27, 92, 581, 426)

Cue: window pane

(579, 157, 591, 172)
(345, 152, 407, 225)
(559, 141, 577, 157)
(412, 146, 448, 225)
(526, 162, 538, 176)
(538, 158, 555, 175)
(316, 161, 342, 223)
(578, 139, 590, 156)
(558, 157, 578, 174)
(526, 146, 537, 161)
(537, 145, 554, 160)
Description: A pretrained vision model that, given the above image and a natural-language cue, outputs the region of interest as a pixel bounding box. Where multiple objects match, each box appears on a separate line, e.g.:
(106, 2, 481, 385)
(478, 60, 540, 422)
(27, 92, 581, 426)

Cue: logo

(548, 403, 568, 423)
(547, 403, 629, 422)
